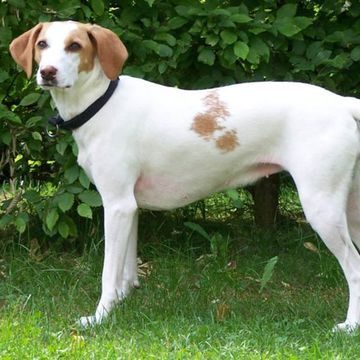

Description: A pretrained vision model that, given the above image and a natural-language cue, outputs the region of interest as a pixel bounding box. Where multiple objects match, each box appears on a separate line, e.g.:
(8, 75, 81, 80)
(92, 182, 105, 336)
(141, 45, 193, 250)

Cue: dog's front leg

(79, 195, 138, 326)
(122, 210, 140, 292)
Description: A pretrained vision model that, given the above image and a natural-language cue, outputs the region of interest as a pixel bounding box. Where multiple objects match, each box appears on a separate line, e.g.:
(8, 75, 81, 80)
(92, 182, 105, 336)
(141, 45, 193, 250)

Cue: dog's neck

(49, 62, 111, 121)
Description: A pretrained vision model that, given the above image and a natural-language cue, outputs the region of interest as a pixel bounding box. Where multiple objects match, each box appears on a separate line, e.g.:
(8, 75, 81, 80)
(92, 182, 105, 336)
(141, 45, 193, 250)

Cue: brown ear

(9, 23, 44, 79)
(88, 25, 128, 80)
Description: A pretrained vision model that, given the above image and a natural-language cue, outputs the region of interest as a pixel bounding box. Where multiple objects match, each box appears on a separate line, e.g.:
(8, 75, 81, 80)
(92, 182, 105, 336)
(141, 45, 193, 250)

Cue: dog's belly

(134, 163, 282, 210)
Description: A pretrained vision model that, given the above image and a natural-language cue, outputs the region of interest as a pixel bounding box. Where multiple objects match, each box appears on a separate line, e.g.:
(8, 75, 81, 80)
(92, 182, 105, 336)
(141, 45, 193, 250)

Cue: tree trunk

(250, 174, 280, 228)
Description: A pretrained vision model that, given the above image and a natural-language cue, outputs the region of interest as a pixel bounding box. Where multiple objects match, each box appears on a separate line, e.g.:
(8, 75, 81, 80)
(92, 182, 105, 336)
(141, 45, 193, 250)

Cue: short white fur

(12, 21, 360, 332)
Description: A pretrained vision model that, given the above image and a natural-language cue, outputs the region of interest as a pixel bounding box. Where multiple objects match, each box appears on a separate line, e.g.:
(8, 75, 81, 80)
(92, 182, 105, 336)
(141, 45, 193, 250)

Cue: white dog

(10, 21, 360, 331)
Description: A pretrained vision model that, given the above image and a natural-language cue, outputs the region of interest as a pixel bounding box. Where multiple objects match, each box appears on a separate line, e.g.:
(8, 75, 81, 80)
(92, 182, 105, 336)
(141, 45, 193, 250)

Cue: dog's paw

(119, 278, 140, 298)
(78, 315, 97, 328)
(332, 321, 358, 333)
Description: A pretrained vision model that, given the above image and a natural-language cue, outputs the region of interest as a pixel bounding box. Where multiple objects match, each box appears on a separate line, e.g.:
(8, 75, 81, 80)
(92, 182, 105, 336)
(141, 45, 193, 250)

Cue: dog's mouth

(39, 81, 72, 89)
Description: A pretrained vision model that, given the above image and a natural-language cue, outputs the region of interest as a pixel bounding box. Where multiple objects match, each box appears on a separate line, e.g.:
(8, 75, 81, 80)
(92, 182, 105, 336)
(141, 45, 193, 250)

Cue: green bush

(1, 0, 360, 243)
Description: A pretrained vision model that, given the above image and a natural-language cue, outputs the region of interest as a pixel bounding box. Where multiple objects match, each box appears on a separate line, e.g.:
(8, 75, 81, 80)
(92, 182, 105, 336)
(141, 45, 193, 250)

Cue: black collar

(48, 78, 119, 132)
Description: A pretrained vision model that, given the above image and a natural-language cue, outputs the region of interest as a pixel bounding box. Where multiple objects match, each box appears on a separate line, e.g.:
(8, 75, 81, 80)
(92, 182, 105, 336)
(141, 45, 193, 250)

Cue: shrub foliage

(1, 0, 360, 241)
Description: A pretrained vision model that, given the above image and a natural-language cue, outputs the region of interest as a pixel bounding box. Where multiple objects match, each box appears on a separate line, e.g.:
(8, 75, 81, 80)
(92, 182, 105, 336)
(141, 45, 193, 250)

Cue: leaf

(90, 0, 104, 16)
(275, 18, 300, 37)
(143, 40, 173, 58)
(26, 116, 43, 128)
(66, 185, 84, 194)
(290, 56, 315, 71)
(233, 41, 249, 60)
(184, 222, 211, 241)
(58, 220, 69, 239)
(154, 33, 176, 46)
(251, 38, 270, 62)
(1, 131, 11, 146)
(158, 44, 173, 58)
(198, 48, 216, 65)
(230, 13, 252, 24)
(158, 63, 167, 74)
(167, 17, 188, 30)
(220, 30, 237, 45)
(0, 28, 11, 46)
(277, 3, 297, 18)
(211, 9, 231, 17)
(65, 216, 78, 237)
(144, 0, 155, 6)
(294, 17, 313, 31)
(0, 70, 10, 83)
(19, 93, 41, 107)
(57, 193, 75, 212)
(77, 203, 93, 219)
(325, 53, 351, 69)
(56, 142, 68, 156)
(226, 189, 242, 208)
(0, 214, 14, 229)
(275, 17, 312, 38)
(64, 165, 80, 184)
(175, 5, 198, 17)
(78, 190, 102, 207)
(223, 47, 237, 65)
(205, 34, 219, 46)
(46, 208, 59, 231)
(79, 170, 90, 189)
(259, 256, 278, 293)
(248, 26, 268, 35)
(32, 131, 42, 141)
(0, 107, 22, 125)
(351, 46, 360, 61)
(23, 190, 41, 203)
(143, 40, 160, 53)
(247, 47, 260, 65)
(72, 142, 78, 156)
(15, 216, 27, 233)
(306, 41, 323, 60)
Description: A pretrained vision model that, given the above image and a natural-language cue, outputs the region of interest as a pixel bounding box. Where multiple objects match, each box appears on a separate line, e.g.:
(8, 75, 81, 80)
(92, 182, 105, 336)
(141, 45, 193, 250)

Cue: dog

(9, 21, 360, 331)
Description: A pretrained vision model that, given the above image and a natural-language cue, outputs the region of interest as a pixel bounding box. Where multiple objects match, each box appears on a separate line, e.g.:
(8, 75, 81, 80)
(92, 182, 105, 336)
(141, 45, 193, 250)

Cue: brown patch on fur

(64, 25, 96, 73)
(33, 23, 51, 65)
(10, 23, 50, 78)
(191, 91, 229, 139)
(191, 91, 239, 152)
(87, 25, 128, 80)
(216, 130, 239, 152)
(192, 113, 224, 139)
(34, 23, 50, 64)
(203, 92, 230, 119)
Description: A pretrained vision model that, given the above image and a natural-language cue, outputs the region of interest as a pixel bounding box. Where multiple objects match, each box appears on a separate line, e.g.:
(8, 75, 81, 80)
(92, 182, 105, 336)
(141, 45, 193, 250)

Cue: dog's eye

(37, 40, 48, 49)
(68, 42, 82, 51)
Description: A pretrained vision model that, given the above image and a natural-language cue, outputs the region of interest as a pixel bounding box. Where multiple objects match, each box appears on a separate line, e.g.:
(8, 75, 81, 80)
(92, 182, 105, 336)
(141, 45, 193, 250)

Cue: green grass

(1, 219, 360, 359)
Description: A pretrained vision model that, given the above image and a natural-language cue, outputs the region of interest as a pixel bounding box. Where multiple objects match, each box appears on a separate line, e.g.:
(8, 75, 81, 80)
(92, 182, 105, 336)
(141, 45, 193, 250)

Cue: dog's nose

(40, 66, 57, 81)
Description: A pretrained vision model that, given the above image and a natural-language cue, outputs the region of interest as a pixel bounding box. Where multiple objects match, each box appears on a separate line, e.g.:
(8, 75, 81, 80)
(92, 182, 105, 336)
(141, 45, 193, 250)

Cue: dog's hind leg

(346, 160, 360, 251)
(289, 147, 360, 332)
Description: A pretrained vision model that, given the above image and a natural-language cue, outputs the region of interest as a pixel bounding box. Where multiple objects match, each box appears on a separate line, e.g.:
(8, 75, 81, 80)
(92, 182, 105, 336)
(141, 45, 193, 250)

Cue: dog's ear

(9, 23, 44, 79)
(88, 25, 128, 80)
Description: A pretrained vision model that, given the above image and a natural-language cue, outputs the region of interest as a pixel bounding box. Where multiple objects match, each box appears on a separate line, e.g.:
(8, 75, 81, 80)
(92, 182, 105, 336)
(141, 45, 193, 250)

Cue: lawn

(1, 207, 360, 359)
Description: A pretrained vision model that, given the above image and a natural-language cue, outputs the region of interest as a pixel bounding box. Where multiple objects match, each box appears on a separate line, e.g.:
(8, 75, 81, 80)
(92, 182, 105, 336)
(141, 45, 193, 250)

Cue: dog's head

(9, 21, 128, 89)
